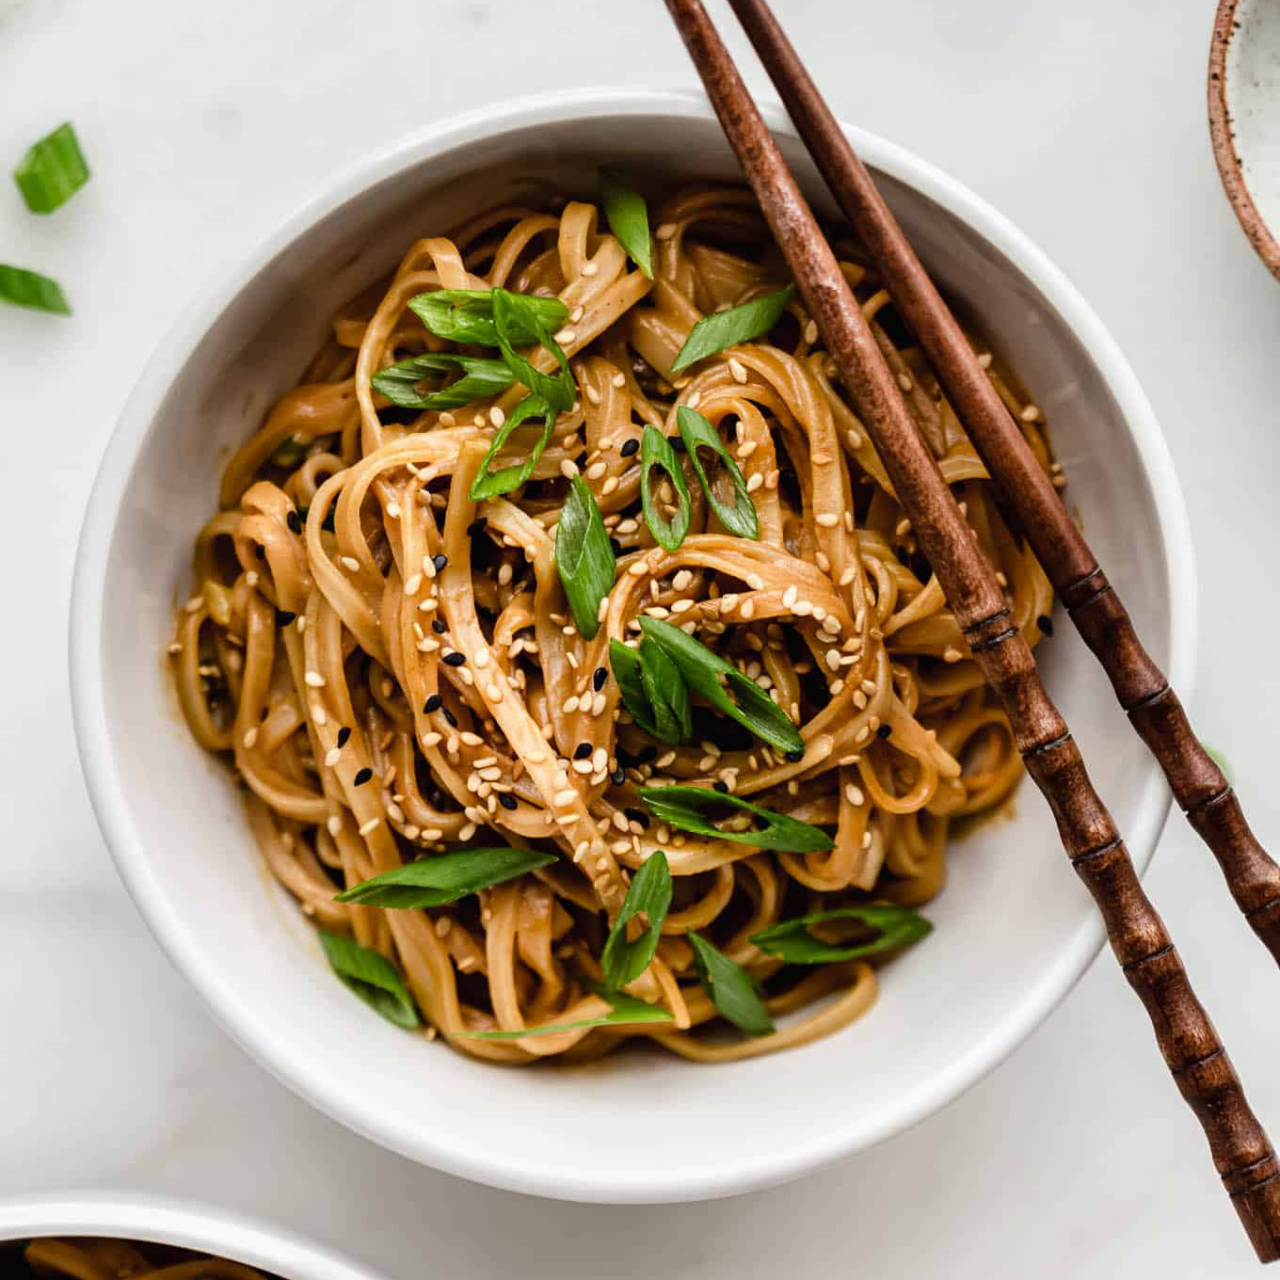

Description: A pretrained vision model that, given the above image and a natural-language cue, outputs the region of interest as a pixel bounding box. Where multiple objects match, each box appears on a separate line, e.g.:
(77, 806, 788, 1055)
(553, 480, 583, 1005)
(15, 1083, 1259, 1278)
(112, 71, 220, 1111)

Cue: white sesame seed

(242, 727, 259, 749)
(816, 513, 839, 528)
(489, 405, 506, 428)
(944, 647, 964, 663)
(459, 822, 477, 841)
(167, 641, 184, 655)
(325, 747, 341, 767)
(977, 352, 993, 369)
(386, 502, 401, 518)
(340, 555, 360, 573)
(583, 260, 599, 277)
(586, 386, 602, 406)
(846, 428, 863, 450)
(803, 320, 819, 344)
(845, 783, 866, 807)
(729, 356, 747, 383)
(554, 789, 578, 807)
(601, 476, 619, 495)
(560, 459, 579, 480)
(782, 585, 798, 608)
(304, 671, 325, 688)
(327, 815, 342, 837)
(554, 328, 577, 345)
(897, 373, 914, 393)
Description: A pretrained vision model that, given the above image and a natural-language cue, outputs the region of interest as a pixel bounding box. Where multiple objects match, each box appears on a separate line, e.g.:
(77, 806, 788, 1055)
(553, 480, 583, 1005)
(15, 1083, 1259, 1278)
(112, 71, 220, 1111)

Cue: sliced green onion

(638, 616, 804, 755)
(750, 903, 932, 964)
(556, 476, 615, 640)
(639, 639, 691, 744)
(371, 353, 512, 410)
(0, 264, 70, 314)
(14, 122, 90, 214)
(640, 424, 691, 550)
(612, 638, 690, 745)
(469, 394, 556, 501)
(602, 851, 672, 990)
(408, 288, 568, 347)
(318, 931, 419, 1029)
(492, 287, 575, 413)
(335, 846, 556, 909)
(457, 990, 672, 1039)
(638, 785, 832, 853)
(687, 931, 774, 1036)
(676, 406, 758, 539)
(600, 169, 653, 278)
(670, 284, 794, 373)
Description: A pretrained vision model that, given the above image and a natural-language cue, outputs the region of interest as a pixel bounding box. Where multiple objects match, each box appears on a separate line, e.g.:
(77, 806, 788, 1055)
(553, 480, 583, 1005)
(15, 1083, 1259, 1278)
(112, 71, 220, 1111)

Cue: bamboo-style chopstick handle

(725, 0, 1280, 968)
(663, 0, 1280, 1259)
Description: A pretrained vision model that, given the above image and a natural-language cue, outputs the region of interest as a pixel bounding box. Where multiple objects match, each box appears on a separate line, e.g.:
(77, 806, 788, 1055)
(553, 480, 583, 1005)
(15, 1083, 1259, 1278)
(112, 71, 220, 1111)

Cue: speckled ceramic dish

(1210, 0, 1280, 280)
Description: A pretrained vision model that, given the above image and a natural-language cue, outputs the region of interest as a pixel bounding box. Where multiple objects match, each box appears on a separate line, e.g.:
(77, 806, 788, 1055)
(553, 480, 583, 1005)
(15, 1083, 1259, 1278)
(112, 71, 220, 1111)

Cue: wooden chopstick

(662, 0, 1280, 1261)
(726, 0, 1280, 973)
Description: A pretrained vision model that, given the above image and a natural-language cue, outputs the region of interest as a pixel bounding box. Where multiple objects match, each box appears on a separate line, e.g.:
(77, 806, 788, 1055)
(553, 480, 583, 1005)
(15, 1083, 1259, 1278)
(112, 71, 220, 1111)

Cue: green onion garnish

(638, 785, 832, 853)
(640, 424, 691, 551)
(469, 394, 556, 501)
(457, 990, 672, 1039)
(408, 288, 568, 348)
(13, 122, 90, 214)
(600, 170, 653, 279)
(750, 904, 932, 964)
(318, 931, 419, 1029)
(610, 638, 690, 745)
(492, 287, 575, 413)
(602, 850, 672, 990)
(0, 264, 70, 314)
(670, 284, 794, 373)
(371, 353, 513, 410)
(556, 476, 615, 640)
(638, 616, 804, 755)
(687, 932, 774, 1036)
(676, 406, 758, 539)
(334, 846, 556, 909)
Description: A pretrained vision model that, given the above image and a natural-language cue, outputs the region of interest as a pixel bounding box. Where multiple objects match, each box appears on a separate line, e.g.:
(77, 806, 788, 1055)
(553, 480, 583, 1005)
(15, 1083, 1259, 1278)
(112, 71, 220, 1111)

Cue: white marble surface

(2, 0, 1279, 1275)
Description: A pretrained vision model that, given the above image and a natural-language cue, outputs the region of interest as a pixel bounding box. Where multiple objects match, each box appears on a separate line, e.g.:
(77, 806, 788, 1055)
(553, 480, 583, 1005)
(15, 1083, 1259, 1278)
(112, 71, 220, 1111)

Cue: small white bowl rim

(69, 86, 1197, 1203)
(0, 1191, 381, 1279)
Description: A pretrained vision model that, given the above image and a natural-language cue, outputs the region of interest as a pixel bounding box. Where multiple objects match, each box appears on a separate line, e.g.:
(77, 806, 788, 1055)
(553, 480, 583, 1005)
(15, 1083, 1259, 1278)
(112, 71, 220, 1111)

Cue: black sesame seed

(610, 537, 624, 557)
(620, 438, 639, 458)
(432, 553, 448, 572)
(712, 781, 729, 794)
(443, 651, 466, 667)
(1037, 614, 1055, 637)
(423, 694, 442, 714)
(442, 706, 458, 727)
(337, 726, 352, 748)
(254, 544, 265, 560)
(286, 511, 302, 534)
(466, 517, 488, 538)
(611, 767, 626, 786)
(498, 792, 518, 810)
(784, 748, 805, 763)
(593, 666, 609, 691)
(274, 609, 296, 627)
(624, 807, 650, 828)
(573, 742, 593, 760)
(432, 619, 448, 634)
(670, 435, 687, 453)
(877, 724, 892, 739)
(353, 767, 373, 786)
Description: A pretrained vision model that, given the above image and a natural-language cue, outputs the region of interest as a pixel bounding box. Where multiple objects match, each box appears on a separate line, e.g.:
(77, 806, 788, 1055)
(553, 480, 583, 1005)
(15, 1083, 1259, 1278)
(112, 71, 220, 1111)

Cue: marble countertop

(3, 0, 1279, 1275)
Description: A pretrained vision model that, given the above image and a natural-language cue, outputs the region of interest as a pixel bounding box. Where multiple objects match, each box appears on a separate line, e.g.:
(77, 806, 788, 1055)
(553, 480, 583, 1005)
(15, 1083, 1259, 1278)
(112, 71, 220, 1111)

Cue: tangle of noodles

(169, 183, 1058, 1064)
(21, 1238, 273, 1278)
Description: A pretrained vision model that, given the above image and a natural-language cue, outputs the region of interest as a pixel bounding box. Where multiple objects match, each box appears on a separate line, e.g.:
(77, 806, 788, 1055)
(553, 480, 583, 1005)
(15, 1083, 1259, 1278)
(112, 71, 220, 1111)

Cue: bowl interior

(0, 1194, 379, 1280)
(79, 99, 1181, 1202)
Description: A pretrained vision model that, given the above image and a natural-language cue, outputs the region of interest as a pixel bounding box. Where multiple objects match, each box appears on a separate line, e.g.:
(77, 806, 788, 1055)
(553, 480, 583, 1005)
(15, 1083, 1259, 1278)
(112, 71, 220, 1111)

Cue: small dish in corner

(1210, 0, 1280, 280)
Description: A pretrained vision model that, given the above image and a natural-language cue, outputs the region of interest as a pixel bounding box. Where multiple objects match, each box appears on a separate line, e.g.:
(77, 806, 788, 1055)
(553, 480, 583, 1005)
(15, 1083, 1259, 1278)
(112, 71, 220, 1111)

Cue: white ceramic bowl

(0, 1192, 381, 1278)
(70, 88, 1195, 1204)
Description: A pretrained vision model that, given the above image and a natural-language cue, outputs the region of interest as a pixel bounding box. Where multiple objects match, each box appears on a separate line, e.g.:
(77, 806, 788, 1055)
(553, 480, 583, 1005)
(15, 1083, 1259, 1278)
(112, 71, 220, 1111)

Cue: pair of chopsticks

(663, 0, 1280, 1261)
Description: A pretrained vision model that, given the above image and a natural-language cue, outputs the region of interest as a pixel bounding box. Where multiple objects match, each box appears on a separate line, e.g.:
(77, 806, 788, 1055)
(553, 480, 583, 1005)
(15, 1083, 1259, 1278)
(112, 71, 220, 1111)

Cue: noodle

(169, 182, 1056, 1063)
(22, 1238, 272, 1279)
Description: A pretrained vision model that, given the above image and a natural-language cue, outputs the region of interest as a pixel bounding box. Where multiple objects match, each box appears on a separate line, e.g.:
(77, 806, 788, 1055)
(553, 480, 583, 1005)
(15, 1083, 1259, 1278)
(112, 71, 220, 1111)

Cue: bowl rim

(1208, 0, 1280, 281)
(69, 86, 1197, 1203)
(0, 1191, 381, 1278)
